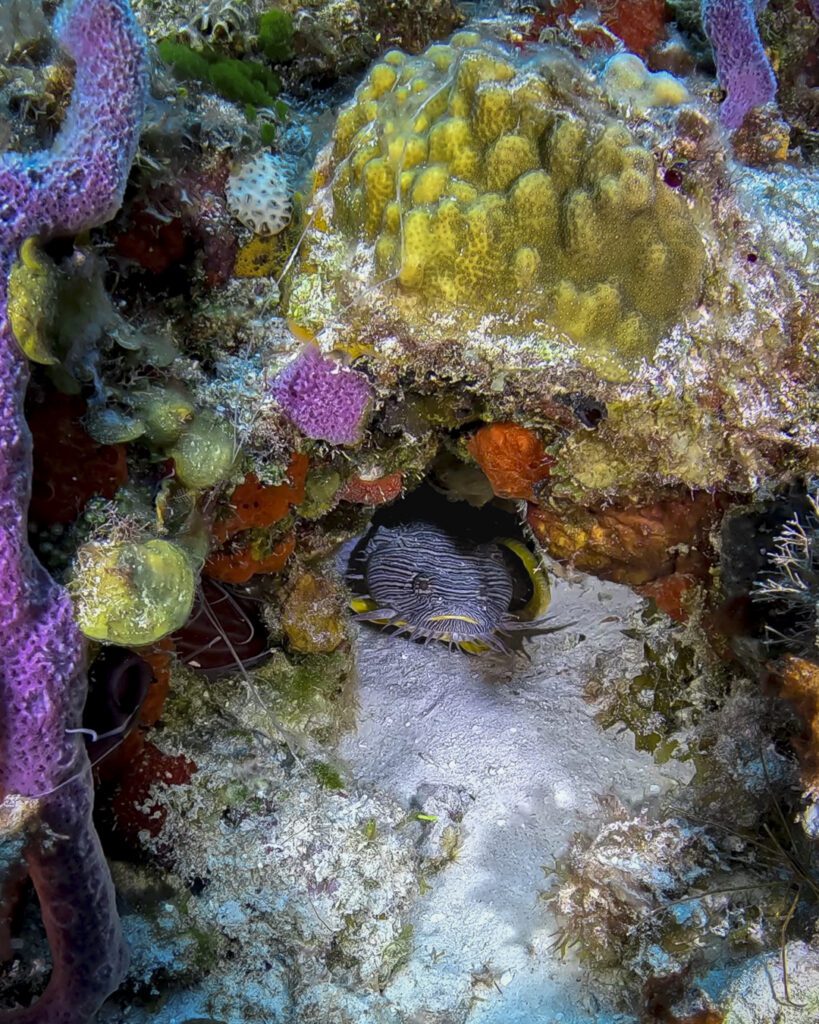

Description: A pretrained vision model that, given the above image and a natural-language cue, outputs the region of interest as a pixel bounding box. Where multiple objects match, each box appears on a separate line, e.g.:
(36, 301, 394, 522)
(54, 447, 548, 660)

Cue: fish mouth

(425, 613, 482, 627)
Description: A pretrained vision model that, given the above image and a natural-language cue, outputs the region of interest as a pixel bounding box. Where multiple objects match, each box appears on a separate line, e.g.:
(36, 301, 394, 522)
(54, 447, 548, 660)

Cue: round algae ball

(131, 386, 195, 446)
(71, 539, 196, 645)
(168, 412, 236, 491)
(9, 238, 60, 366)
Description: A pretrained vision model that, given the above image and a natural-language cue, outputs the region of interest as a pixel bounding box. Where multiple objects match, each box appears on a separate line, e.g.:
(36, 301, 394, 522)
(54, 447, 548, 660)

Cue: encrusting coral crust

(0, 0, 147, 1020)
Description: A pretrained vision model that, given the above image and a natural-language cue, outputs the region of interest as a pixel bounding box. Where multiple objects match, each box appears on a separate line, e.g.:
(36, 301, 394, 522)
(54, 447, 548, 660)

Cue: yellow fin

(498, 537, 551, 621)
(458, 639, 491, 655)
(288, 320, 318, 344)
(427, 613, 481, 626)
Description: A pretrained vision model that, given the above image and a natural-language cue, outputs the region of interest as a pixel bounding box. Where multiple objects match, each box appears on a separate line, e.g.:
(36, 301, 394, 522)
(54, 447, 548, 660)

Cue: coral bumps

(324, 32, 705, 374)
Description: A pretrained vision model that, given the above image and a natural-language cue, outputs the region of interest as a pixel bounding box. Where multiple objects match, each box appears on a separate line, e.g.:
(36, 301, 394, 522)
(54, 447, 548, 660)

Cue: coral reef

(1, 3, 818, 1021)
(166, 410, 235, 490)
(8, 239, 60, 366)
(288, 27, 817, 510)
(0, 1, 147, 1021)
(205, 530, 295, 583)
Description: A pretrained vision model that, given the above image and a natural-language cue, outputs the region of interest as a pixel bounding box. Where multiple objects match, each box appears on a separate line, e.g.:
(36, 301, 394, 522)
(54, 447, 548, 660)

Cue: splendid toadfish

(347, 520, 551, 654)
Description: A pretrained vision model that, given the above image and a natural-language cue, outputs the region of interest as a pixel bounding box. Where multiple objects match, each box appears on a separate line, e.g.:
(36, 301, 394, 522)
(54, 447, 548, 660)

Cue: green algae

(8, 237, 60, 365)
(158, 38, 281, 109)
(377, 924, 414, 987)
(130, 384, 196, 446)
(257, 9, 294, 63)
(311, 762, 345, 790)
(167, 411, 236, 491)
(589, 638, 699, 763)
(253, 648, 356, 743)
(299, 467, 342, 520)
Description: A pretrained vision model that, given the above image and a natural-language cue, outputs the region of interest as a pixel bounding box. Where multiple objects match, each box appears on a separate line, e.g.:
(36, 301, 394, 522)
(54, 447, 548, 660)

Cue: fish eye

(412, 572, 433, 593)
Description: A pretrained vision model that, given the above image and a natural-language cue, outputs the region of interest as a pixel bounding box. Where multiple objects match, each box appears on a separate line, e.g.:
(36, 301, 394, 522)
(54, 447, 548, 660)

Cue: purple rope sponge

(0, 1, 146, 1021)
(701, 0, 778, 129)
(271, 344, 374, 445)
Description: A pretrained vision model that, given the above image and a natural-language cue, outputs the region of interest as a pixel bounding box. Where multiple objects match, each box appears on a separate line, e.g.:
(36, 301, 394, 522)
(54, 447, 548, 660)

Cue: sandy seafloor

(341, 576, 688, 1024)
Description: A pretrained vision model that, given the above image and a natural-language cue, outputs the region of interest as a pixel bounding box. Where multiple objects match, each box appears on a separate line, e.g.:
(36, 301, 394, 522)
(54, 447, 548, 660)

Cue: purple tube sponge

(0, 1, 146, 1021)
(271, 344, 374, 445)
(701, 0, 778, 129)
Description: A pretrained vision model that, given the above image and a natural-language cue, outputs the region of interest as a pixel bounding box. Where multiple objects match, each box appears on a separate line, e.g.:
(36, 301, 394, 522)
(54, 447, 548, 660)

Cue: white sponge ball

(226, 152, 292, 236)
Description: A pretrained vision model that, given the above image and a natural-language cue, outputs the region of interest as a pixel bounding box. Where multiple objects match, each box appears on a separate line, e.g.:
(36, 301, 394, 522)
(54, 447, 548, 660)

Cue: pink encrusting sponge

(271, 344, 374, 445)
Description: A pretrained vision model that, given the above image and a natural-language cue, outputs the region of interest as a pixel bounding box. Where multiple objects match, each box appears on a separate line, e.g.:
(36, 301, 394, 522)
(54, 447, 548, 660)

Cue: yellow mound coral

(601, 53, 690, 110)
(311, 32, 706, 377)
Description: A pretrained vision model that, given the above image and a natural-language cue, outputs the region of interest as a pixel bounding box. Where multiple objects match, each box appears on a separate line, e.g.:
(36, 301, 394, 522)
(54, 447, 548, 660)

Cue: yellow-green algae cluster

(70, 538, 196, 645)
(316, 31, 705, 376)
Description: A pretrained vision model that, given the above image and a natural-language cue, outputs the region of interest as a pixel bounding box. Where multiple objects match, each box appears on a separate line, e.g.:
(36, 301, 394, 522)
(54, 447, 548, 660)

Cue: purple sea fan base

(0, 0, 147, 1021)
(701, 0, 778, 129)
(271, 343, 374, 445)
